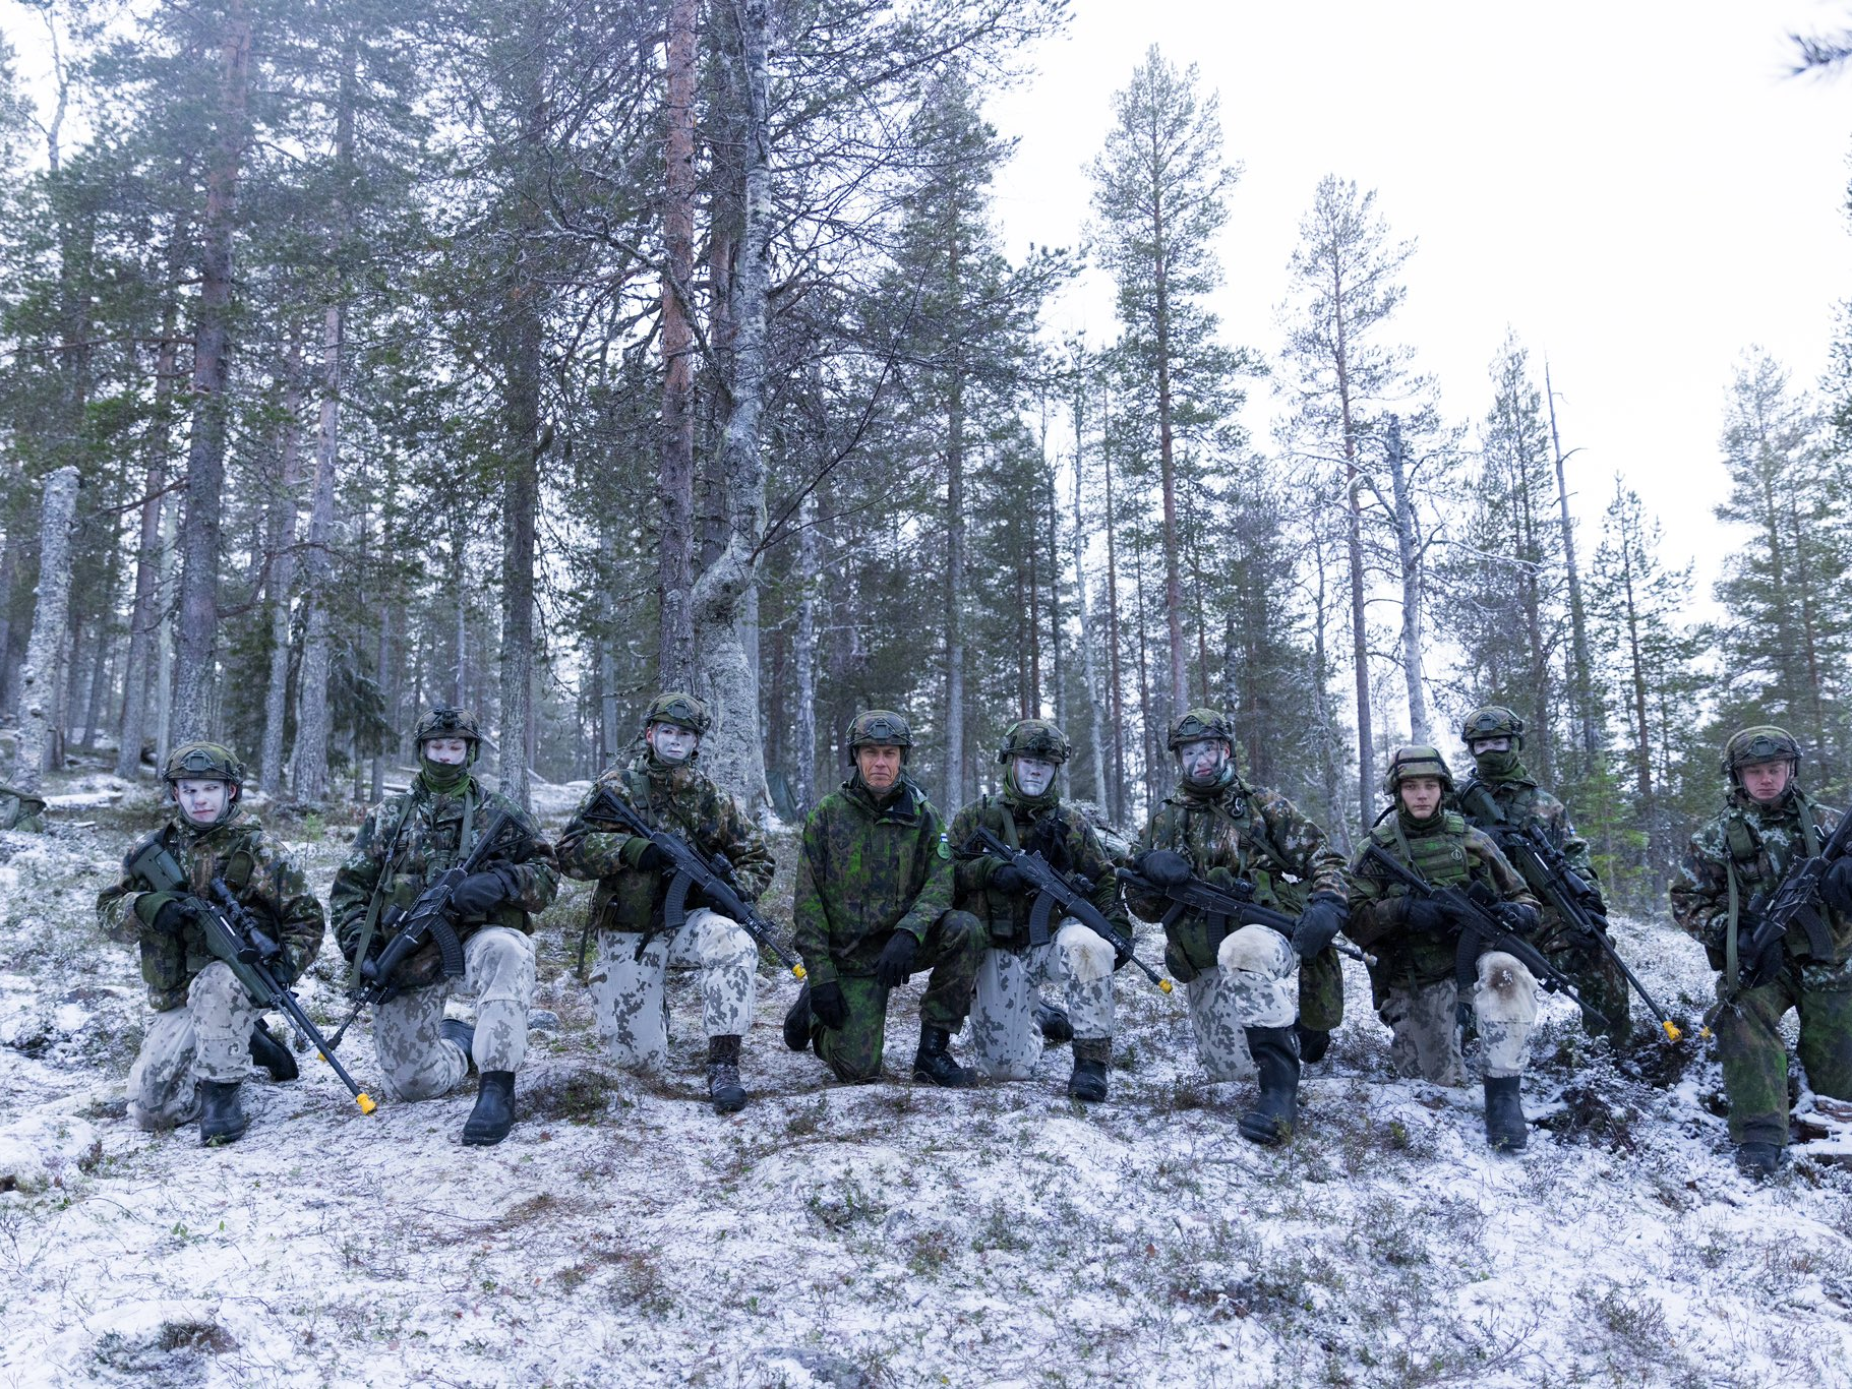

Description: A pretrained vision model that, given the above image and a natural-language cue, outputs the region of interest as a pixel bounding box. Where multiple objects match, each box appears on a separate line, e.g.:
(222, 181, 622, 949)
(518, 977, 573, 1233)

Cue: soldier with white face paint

(948, 719, 1132, 1101)
(556, 693, 775, 1114)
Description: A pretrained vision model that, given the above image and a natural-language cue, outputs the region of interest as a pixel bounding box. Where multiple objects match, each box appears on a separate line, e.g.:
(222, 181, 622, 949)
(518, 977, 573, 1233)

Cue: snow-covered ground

(2, 764, 1850, 1388)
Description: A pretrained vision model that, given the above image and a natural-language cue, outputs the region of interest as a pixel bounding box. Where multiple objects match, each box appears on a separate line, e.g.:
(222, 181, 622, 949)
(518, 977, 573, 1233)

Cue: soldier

(948, 719, 1130, 1101)
(330, 707, 558, 1146)
(1670, 727, 1852, 1178)
(1126, 709, 1350, 1145)
(783, 710, 986, 1086)
(97, 743, 324, 1144)
(0, 780, 47, 832)
(556, 693, 774, 1115)
(1454, 705, 1629, 1047)
(1344, 745, 1543, 1152)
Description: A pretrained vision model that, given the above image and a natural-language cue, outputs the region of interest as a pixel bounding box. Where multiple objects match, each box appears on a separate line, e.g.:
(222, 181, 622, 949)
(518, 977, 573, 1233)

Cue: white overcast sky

(989, 0, 1852, 608)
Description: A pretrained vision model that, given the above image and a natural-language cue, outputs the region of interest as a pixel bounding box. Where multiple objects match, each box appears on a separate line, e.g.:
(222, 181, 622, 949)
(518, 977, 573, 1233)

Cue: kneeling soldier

(1345, 745, 1542, 1152)
(950, 719, 1129, 1101)
(557, 693, 774, 1114)
(785, 710, 985, 1086)
(331, 708, 558, 1145)
(98, 743, 324, 1144)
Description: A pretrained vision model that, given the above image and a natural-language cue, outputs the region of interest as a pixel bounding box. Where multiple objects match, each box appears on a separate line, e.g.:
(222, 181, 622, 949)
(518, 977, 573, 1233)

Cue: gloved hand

(450, 868, 516, 918)
(1494, 900, 1541, 937)
(874, 930, 919, 988)
(810, 980, 849, 1030)
(1822, 857, 1852, 913)
(1135, 849, 1192, 887)
(148, 896, 197, 938)
(1401, 897, 1453, 933)
(624, 838, 670, 874)
(1291, 893, 1349, 960)
(988, 861, 1029, 895)
(1735, 914, 1783, 990)
(1205, 866, 1238, 892)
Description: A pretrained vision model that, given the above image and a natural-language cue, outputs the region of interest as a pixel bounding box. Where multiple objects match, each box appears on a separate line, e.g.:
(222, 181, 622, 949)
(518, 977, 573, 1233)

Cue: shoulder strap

(350, 790, 421, 990)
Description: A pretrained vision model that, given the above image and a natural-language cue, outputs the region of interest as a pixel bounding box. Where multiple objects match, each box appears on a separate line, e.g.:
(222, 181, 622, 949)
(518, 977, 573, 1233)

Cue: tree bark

(1071, 395, 1109, 808)
(289, 304, 343, 804)
(261, 344, 305, 797)
(657, 0, 699, 689)
(1384, 415, 1430, 744)
(793, 488, 819, 812)
(1546, 363, 1598, 763)
(16, 467, 80, 790)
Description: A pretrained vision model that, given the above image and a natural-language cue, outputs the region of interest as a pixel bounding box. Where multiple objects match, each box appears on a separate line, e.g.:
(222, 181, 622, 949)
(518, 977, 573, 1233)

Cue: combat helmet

(1382, 744, 1454, 796)
(1722, 725, 1802, 781)
(1460, 705, 1525, 750)
(414, 706, 482, 751)
(163, 741, 246, 789)
(644, 692, 711, 735)
(997, 719, 1071, 765)
(1167, 708, 1234, 751)
(846, 709, 914, 762)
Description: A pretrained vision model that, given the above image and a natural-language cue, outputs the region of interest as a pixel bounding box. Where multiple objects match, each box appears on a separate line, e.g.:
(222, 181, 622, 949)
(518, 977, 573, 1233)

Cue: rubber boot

(248, 1019, 298, 1082)
(1735, 1141, 1785, 1179)
(461, 1071, 516, 1146)
(707, 1034, 748, 1114)
(1068, 1037, 1110, 1102)
(782, 985, 812, 1051)
(912, 1025, 975, 1088)
(441, 1018, 478, 1076)
(1236, 1026, 1299, 1146)
(1035, 1001, 1074, 1046)
(1294, 1022, 1331, 1065)
(1483, 1074, 1529, 1152)
(199, 1080, 249, 1146)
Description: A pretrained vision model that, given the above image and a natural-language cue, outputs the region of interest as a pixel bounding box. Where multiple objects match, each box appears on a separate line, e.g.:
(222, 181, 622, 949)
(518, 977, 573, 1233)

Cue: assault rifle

(1358, 843, 1613, 1032)
(325, 809, 521, 1050)
(575, 784, 805, 980)
(1457, 783, 1682, 1042)
(1725, 805, 1852, 1003)
(1115, 862, 1373, 965)
(960, 826, 1172, 994)
(126, 837, 376, 1114)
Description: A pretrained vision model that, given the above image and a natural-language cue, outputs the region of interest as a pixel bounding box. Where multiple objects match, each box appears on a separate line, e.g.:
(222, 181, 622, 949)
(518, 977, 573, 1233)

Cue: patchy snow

(0, 766, 1850, 1387)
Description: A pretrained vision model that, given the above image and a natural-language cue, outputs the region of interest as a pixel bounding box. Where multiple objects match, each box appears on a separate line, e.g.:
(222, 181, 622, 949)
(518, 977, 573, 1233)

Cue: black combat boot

(248, 1019, 298, 1082)
(912, 1025, 975, 1088)
(707, 1034, 748, 1114)
(782, 985, 812, 1051)
(1734, 1141, 1785, 1178)
(461, 1071, 516, 1146)
(441, 1018, 478, 1076)
(1068, 1037, 1110, 1102)
(199, 1080, 250, 1145)
(1236, 1026, 1300, 1146)
(1483, 1075, 1529, 1152)
(1294, 1022, 1331, 1065)
(1035, 1001, 1074, 1046)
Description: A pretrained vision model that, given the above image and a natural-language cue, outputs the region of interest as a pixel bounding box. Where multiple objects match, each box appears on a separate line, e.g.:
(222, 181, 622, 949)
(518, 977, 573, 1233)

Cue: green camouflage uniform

(97, 806, 324, 1128)
(0, 780, 47, 832)
(1670, 789, 1852, 1149)
(331, 770, 558, 1100)
(557, 753, 774, 1068)
(792, 774, 983, 1082)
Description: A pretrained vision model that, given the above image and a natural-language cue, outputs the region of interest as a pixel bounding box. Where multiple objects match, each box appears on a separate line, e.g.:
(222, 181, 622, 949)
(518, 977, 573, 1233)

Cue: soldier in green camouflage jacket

(1670, 726, 1852, 1178)
(1345, 746, 1542, 1152)
(556, 692, 775, 1115)
(1127, 709, 1350, 1145)
(783, 710, 985, 1087)
(949, 718, 1131, 1102)
(1452, 705, 1629, 1047)
(0, 779, 47, 832)
(330, 707, 558, 1146)
(97, 743, 324, 1144)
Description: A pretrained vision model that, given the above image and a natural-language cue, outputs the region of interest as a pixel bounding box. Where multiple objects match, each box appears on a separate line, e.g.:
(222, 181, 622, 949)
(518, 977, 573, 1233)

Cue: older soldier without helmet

(784, 710, 986, 1086)
(556, 693, 774, 1114)
(1344, 746, 1543, 1151)
(1670, 727, 1852, 1178)
(1454, 705, 1630, 1048)
(1126, 709, 1351, 1145)
(949, 719, 1131, 1101)
(331, 708, 558, 1145)
(98, 743, 324, 1144)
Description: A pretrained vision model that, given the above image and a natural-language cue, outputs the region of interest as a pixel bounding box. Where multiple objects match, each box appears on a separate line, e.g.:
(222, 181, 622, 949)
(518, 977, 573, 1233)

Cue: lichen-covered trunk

(16, 467, 80, 790)
(793, 489, 819, 812)
(260, 350, 305, 797)
(1384, 415, 1430, 744)
(657, 0, 699, 690)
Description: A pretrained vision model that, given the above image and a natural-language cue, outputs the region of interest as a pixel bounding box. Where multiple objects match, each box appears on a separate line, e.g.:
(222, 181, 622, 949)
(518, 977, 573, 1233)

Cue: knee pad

(1064, 934, 1115, 984)
(1476, 951, 1539, 1025)
(1218, 924, 1292, 977)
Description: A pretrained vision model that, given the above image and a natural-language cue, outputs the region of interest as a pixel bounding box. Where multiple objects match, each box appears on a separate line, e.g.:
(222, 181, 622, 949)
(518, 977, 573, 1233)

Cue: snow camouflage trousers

(1712, 957, 1852, 1147)
(1378, 951, 1539, 1085)
(372, 926, 536, 1100)
(127, 962, 261, 1130)
(812, 910, 985, 1083)
(1183, 925, 1299, 1081)
(1298, 946, 1345, 1032)
(967, 922, 1116, 1079)
(589, 908, 758, 1070)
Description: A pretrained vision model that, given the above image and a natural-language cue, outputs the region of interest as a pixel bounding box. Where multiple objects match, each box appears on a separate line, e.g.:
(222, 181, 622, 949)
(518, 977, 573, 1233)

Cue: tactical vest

(1164, 788, 1305, 911)
(1363, 811, 1474, 997)
(134, 822, 263, 1010)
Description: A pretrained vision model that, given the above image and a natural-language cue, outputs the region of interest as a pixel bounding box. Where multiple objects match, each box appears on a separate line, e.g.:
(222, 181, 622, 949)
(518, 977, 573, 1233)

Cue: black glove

(875, 929, 919, 988)
(1136, 849, 1192, 887)
(988, 861, 1029, 895)
(149, 897, 196, 938)
(1494, 901, 1541, 937)
(810, 980, 848, 1030)
(450, 867, 516, 918)
(1205, 866, 1238, 892)
(1822, 857, 1852, 913)
(626, 839, 670, 874)
(1735, 915, 1784, 990)
(1401, 897, 1453, 933)
(1291, 893, 1348, 960)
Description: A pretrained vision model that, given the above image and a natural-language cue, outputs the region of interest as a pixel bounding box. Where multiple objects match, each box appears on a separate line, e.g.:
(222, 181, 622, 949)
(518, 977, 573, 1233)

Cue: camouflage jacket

(1454, 769, 1598, 880)
(97, 808, 325, 1011)
(1344, 808, 1537, 990)
(555, 755, 774, 935)
(947, 790, 1128, 948)
(1669, 788, 1849, 968)
(793, 775, 954, 987)
(0, 780, 47, 833)
(330, 774, 558, 980)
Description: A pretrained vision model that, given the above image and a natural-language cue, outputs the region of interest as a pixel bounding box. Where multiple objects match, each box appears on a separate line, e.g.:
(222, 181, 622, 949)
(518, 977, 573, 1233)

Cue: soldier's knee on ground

(1474, 952, 1539, 1025)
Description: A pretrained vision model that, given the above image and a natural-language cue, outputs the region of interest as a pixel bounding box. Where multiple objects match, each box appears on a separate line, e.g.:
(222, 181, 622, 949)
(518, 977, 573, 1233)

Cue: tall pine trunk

(16, 468, 80, 789)
(1384, 415, 1430, 743)
(260, 344, 305, 796)
(657, 0, 699, 689)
